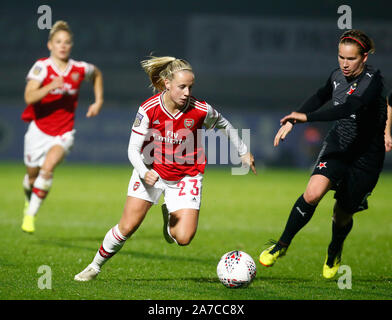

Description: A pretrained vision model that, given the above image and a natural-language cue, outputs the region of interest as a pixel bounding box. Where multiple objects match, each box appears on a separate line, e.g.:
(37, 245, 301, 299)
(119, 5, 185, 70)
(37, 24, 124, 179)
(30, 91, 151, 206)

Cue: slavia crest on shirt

(346, 83, 357, 95)
(184, 118, 194, 129)
(317, 162, 327, 169)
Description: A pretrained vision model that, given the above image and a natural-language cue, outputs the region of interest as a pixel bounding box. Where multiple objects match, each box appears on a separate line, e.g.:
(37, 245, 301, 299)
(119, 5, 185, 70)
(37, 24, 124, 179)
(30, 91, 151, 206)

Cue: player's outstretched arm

(280, 112, 307, 125)
(86, 66, 104, 118)
(204, 105, 257, 175)
(274, 121, 294, 147)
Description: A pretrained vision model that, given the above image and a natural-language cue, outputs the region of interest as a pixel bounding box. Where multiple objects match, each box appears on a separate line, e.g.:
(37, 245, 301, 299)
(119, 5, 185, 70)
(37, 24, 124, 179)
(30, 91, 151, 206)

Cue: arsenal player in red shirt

(74, 56, 256, 281)
(21, 21, 104, 233)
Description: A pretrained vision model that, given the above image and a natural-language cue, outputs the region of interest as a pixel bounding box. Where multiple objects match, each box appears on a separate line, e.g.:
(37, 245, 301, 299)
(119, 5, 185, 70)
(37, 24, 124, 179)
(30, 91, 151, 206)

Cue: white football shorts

(127, 169, 203, 213)
(24, 121, 75, 167)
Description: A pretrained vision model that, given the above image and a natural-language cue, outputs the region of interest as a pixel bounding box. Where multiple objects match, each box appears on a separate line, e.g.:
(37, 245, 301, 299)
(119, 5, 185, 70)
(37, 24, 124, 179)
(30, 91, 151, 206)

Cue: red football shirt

(131, 92, 221, 181)
(21, 57, 94, 136)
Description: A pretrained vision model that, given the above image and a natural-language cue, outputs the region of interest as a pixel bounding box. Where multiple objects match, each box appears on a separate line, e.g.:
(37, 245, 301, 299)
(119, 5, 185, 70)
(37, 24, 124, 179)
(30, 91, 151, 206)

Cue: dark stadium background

(1, 0, 391, 169)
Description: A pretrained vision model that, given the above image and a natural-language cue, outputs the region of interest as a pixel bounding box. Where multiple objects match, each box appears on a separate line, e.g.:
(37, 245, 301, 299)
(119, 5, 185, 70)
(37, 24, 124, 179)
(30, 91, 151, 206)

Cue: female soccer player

(259, 29, 391, 279)
(21, 21, 104, 233)
(74, 56, 256, 281)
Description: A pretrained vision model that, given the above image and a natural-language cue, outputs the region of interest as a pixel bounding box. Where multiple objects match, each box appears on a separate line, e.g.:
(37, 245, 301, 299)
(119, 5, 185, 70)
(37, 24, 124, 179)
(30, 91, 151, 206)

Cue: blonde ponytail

(140, 56, 193, 92)
(49, 20, 73, 42)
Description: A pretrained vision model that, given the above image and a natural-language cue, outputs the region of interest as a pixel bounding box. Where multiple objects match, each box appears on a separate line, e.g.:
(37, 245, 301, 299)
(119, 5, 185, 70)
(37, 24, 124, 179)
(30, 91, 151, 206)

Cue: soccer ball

(217, 250, 256, 288)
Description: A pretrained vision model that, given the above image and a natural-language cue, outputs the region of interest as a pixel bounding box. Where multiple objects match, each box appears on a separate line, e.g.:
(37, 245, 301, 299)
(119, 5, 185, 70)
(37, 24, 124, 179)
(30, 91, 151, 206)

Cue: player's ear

(362, 52, 368, 64)
(164, 78, 171, 91)
(47, 41, 52, 51)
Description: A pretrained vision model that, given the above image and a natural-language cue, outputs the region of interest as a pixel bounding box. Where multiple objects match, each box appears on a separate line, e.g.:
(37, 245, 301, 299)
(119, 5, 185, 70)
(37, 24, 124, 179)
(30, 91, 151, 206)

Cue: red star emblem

(317, 162, 327, 169)
(347, 86, 356, 95)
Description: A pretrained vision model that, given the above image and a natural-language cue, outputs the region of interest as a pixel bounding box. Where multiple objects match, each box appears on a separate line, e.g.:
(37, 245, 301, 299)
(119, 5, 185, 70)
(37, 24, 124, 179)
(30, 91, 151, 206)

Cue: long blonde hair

(140, 56, 193, 92)
(49, 20, 73, 43)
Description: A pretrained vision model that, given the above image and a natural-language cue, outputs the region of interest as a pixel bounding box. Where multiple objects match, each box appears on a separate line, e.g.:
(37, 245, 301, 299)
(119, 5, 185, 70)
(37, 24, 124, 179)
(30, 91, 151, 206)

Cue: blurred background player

(259, 29, 391, 278)
(21, 21, 104, 233)
(74, 56, 256, 281)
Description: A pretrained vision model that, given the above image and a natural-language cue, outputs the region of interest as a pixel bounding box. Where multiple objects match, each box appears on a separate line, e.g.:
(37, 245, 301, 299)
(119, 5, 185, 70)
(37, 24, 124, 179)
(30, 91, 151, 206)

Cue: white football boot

(74, 264, 100, 281)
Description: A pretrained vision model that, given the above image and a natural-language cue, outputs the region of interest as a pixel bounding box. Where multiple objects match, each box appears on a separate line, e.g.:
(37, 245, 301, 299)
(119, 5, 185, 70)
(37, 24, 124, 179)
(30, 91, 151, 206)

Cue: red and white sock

(23, 174, 32, 201)
(25, 172, 52, 217)
(91, 224, 128, 271)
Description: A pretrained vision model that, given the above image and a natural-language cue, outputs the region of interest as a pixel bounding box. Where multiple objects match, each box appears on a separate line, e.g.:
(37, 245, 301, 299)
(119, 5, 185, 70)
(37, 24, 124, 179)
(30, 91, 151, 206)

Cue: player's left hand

(280, 112, 307, 125)
(385, 133, 392, 152)
(86, 101, 103, 118)
(241, 152, 257, 175)
(274, 121, 294, 147)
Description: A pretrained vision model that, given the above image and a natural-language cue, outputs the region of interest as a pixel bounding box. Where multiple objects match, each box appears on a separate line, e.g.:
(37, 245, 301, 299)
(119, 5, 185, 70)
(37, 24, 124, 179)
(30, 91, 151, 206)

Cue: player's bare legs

(168, 209, 199, 246)
(303, 174, 332, 205)
(41, 144, 66, 174)
(23, 166, 39, 202)
(22, 145, 66, 233)
(26, 166, 40, 185)
(118, 196, 152, 237)
(75, 196, 152, 281)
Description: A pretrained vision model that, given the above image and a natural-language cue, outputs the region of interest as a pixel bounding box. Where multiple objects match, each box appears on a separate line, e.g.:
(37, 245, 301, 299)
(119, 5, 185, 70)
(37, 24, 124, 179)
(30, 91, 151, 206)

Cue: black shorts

(311, 154, 382, 214)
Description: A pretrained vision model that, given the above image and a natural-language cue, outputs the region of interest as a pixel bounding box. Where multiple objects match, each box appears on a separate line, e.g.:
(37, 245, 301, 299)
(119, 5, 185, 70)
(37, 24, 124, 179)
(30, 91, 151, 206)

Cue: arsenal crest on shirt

(184, 118, 194, 129)
(133, 181, 140, 191)
(71, 71, 80, 82)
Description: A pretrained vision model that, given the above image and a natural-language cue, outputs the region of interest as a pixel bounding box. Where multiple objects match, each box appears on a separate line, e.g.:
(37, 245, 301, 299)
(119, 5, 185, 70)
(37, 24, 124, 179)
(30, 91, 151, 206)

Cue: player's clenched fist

(50, 76, 64, 90)
(241, 152, 257, 175)
(144, 170, 159, 186)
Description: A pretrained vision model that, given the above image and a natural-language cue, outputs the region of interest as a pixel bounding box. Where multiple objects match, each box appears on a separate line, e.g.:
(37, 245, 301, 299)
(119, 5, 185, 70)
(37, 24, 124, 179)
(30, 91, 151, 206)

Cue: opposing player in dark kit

(259, 29, 391, 279)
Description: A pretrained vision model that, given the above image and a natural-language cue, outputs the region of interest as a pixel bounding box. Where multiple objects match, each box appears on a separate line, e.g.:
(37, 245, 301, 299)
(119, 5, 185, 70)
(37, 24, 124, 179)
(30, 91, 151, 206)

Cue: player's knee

(39, 169, 53, 180)
(176, 239, 192, 246)
(27, 171, 39, 186)
(333, 202, 354, 227)
(174, 232, 195, 246)
(118, 222, 138, 238)
(303, 189, 323, 205)
(28, 176, 37, 186)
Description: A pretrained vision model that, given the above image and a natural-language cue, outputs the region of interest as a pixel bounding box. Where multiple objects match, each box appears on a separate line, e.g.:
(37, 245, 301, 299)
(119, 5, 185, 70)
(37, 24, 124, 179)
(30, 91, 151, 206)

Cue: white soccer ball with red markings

(217, 250, 256, 288)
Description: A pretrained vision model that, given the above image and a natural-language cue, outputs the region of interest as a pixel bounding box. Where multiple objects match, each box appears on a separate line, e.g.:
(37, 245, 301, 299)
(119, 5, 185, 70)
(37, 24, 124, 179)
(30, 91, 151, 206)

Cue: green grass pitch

(0, 162, 391, 300)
